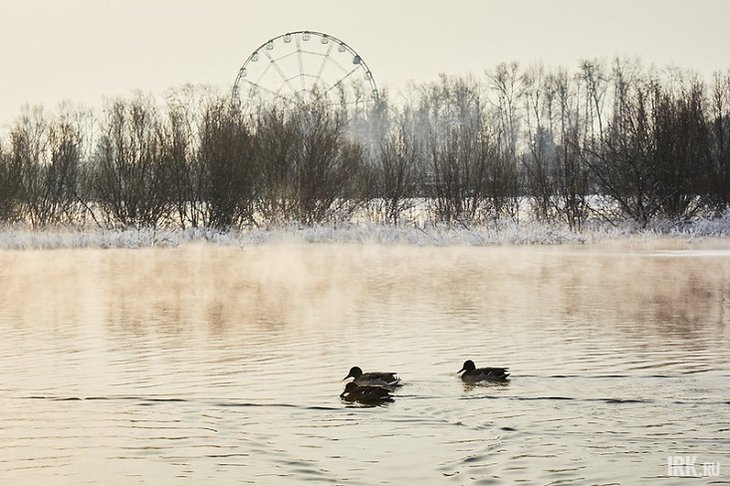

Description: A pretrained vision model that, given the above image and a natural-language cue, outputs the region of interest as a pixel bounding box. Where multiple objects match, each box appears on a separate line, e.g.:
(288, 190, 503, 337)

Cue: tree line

(0, 59, 728, 231)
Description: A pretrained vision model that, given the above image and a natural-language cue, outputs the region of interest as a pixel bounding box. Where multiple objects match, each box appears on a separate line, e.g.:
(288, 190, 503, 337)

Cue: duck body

(458, 360, 510, 383)
(339, 382, 394, 405)
(343, 366, 402, 388)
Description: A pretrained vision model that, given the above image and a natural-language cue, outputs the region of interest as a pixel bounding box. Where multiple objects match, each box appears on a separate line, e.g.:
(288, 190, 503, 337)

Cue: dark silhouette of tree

(92, 97, 169, 229)
(196, 100, 257, 229)
(0, 61, 727, 231)
(375, 128, 419, 224)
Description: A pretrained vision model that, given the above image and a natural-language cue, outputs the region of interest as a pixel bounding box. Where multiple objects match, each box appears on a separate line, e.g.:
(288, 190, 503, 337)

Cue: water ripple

(1, 245, 729, 484)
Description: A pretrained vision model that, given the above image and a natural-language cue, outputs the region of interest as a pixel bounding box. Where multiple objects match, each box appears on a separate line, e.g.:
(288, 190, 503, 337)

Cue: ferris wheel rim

(232, 30, 379, 105)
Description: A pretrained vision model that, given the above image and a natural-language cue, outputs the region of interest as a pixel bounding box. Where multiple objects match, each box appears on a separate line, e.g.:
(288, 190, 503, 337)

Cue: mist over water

(0, 243, 728, 484)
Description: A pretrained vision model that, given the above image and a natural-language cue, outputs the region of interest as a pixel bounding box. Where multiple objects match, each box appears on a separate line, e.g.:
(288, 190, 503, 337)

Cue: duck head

(340, 382, 359, 398)
(458, 360, 476, 374)
(343, 366, 363, 381)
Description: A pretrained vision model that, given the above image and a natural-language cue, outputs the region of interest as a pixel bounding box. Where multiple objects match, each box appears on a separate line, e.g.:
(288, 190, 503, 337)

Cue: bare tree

(705, 71, 730, 213)
(430, 125, 497, 224)
(557, 128, 589, 231)
(196, 99, 257, 229)
(253, 106, 298, 224)
(653, 81, 709, 219)
(92, 96, 170, 229)
(9, 107, 47, 226)
(551, 69, 589, 230)
(487, 63, 523, 165)
(0, 140, 22, 223)
(588, 83, 661, 226)
(522, 65, 557, 220)
(579, 59, 608, 143)
(45, 116, 83, 224)
(486, 63, 524, 220)
(289, 100, 365, 224)
(163, 87, 205, 229)
(8, 107, 82, 227)
(375, 128, 419, 224)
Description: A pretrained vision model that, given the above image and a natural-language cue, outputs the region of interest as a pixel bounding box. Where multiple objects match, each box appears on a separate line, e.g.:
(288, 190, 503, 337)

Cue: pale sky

(1, 0, 729, 125)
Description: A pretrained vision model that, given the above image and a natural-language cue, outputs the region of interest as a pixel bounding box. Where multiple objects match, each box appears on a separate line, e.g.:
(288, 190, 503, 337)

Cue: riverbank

(1, 215, 729, 250)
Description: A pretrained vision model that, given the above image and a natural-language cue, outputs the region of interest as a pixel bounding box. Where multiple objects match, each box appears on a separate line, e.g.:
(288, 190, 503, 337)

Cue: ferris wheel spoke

(239, 79, 295, 106)
(320, 67, 360, 98)
(263, 48, 304, 103)
(295, 35, 306, 93)
(315, 42, 335, 85)
(253, 62, 274, 87)
(320, 55, 349, 76)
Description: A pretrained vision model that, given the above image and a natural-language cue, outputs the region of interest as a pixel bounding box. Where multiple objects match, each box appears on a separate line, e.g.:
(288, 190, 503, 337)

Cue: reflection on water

(0, 243, 728, 484)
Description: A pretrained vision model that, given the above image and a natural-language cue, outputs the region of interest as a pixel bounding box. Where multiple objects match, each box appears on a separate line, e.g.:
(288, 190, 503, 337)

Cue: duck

(457, 359, 510, 383)
(343, 366, 402, 388)
(339, 382, 393, 405)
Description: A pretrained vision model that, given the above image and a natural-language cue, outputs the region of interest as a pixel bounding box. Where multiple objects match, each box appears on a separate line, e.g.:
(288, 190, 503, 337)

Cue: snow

(0, 212, 729, 250)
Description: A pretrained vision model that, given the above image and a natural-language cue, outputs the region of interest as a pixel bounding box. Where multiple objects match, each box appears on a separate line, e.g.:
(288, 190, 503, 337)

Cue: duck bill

(457, 367, 466, 374)
(342, 374, 353, 381)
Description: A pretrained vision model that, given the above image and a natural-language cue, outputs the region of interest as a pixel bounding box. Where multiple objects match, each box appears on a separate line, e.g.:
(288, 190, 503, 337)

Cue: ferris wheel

(233, 31, 378, 108)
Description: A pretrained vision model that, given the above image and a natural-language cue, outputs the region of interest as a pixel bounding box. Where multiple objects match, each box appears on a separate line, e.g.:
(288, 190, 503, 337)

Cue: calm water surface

(0, 243, 729, 485)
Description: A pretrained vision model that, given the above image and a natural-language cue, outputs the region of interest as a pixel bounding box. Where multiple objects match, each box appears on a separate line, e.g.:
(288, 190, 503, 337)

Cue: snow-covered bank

(1, 213, 729, 250)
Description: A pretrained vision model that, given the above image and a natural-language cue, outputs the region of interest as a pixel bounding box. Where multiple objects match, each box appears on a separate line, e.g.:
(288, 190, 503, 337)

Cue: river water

(0, 242, 728, 484)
